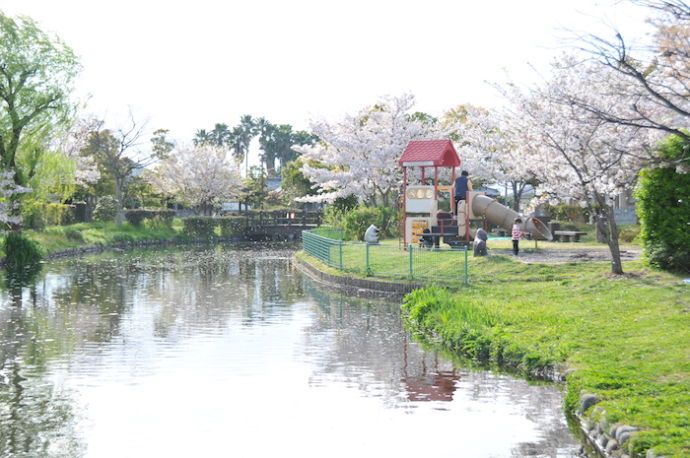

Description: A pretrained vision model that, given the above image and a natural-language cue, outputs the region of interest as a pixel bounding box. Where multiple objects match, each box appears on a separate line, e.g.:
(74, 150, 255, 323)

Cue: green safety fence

(302, 229, 469, 284)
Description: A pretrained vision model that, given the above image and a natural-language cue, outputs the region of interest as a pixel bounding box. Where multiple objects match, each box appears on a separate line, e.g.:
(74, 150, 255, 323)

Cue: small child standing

(511, 217, 523, 256)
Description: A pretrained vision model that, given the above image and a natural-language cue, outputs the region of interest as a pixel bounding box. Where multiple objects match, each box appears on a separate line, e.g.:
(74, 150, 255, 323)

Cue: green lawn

(305, 235, 639, 282)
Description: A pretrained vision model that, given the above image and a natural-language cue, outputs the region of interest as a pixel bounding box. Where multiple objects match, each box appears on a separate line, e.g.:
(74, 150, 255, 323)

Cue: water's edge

(295, 253, 630, 458)
(0, 236, 249, 269)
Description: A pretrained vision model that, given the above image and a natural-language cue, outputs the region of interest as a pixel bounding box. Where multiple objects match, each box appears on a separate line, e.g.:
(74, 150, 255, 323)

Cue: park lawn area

(401, 256, 689, 457)
(308, 235, 639, 282)
(339, 239, 468, 280)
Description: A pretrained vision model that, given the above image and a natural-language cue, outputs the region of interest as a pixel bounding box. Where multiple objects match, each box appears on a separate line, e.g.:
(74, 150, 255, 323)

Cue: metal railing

(242, 210, 322, 228)
(302, 230, 469, 284)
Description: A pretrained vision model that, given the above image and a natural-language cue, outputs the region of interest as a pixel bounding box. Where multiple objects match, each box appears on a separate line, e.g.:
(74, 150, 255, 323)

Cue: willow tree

(0, 12, 80, 228)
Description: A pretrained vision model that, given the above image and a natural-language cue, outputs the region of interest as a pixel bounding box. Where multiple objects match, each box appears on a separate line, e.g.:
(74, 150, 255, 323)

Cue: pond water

(0, 246, 581, 457)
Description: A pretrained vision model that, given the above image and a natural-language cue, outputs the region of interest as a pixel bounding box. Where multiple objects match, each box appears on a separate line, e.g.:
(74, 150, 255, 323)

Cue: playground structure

(398, 140, 552, 247)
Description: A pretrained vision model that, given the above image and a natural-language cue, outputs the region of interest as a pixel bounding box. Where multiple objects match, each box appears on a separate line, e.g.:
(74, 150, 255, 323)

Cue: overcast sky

(2, 0, 653, 145)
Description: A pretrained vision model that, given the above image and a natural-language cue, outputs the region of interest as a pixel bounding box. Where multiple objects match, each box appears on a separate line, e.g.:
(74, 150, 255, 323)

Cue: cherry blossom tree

(150, 144, 242, 216)
(572, 0, 690, 161)
(59, 118, 101, 186)
(295, 94, 446, 206)
(0, 171, 31, 230)
(503, 57, 662, 274)
(444, 105, 535, 211)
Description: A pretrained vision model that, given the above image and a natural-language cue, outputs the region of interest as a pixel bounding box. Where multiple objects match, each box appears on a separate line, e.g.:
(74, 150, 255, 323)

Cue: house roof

(398, 139, 461, 168)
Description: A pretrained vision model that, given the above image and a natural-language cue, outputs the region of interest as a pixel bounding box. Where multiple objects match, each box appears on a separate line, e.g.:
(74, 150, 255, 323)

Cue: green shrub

(183, 217, 217, 238)
(547, 204, 592, 223)
(636, 135, 690, 272)
(310, 227, 344, 239)
(617, 225, 641, 243)
(93, 196, 120, 222)
(46, 203, 75, 226)
(323, 206, 347, 231)
(63, 227, 84, 242)
(144, 215, 173, 231)
(23, 202, 75, 230)
(156, 209, 176, 225)
(111, 233, 135, 243)
(3, 232, 43, 268)
(217, 216, 246, 237)
(124, 209, 175, 227)
(323, 195, 359, 231)
(124, 209, 147, 226)
(342, 205, 398, 241)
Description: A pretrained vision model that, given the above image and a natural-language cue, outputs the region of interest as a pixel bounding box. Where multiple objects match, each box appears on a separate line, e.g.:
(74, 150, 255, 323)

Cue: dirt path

(490, 247, 642, 264)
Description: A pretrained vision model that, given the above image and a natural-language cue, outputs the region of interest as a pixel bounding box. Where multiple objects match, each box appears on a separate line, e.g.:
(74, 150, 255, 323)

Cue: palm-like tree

(258, 122, 319, 177)
(193, 129, 212, 146)
(232, 115, 258, 177)
(210, 123, 233, 148)
(256, 118, 277, 177)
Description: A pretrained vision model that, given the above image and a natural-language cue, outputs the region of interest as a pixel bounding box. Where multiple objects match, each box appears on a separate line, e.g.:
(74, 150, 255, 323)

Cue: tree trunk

(115, 177, 125, 226)
(511, 182, 522, 211)
(265, 157, 276, 178)
(381, 191, 390, 208)
(8, 193, 23, 234)
(594, 194, 624, 275)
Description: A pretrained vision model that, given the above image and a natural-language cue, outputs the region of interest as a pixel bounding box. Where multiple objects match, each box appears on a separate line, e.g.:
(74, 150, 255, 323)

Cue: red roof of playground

(398, 139, 461, 167)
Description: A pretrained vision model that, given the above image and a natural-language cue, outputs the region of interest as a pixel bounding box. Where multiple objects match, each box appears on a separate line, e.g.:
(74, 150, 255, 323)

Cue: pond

(0, 246, 581, 457)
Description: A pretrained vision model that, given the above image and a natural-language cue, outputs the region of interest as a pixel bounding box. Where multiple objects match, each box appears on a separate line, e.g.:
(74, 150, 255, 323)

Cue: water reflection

(0, 246, 581, 457)
(302, 284, 579, 456)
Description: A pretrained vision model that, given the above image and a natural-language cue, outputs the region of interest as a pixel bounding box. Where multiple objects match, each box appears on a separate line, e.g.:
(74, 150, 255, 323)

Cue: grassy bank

(0, 220, 186, 258)
(401, 256, 689, 457)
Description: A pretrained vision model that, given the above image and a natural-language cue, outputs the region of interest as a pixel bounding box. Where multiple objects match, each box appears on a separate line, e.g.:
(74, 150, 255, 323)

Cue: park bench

(553, 230, 587, 242)
(419, 225, 467, 249)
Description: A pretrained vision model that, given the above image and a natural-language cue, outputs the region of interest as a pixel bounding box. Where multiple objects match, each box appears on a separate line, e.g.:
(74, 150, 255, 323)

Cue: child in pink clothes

(511, 217, 524, 255)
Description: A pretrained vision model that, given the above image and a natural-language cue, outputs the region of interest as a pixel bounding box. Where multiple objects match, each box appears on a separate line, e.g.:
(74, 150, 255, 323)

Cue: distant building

(220, 202, 243, 212)
(266, 177, 282, 191)
(476, 186, 500, 199)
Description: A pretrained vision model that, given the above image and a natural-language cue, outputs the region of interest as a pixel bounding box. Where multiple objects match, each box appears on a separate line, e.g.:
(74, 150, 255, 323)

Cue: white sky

(2, 0, 653, 146)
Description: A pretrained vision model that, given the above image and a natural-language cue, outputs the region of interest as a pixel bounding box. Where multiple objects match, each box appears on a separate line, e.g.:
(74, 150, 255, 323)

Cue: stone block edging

(294, 254, 424, 300)
(576, 393, 657, 458)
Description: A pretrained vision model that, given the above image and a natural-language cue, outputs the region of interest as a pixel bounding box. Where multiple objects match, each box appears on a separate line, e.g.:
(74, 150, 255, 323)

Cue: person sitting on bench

(420, 228, 434, 248)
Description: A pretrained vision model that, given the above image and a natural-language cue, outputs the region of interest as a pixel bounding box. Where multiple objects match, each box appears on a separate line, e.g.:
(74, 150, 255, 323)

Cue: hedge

(217, 216, 246, 237)
(182, 216, 252, 238)
(635, 135, 690, 271)
(93, 196, 119, 222)
(23, 203, 75, 230)
(182, 217, 218, 238)
(124, 209, 176, 227)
